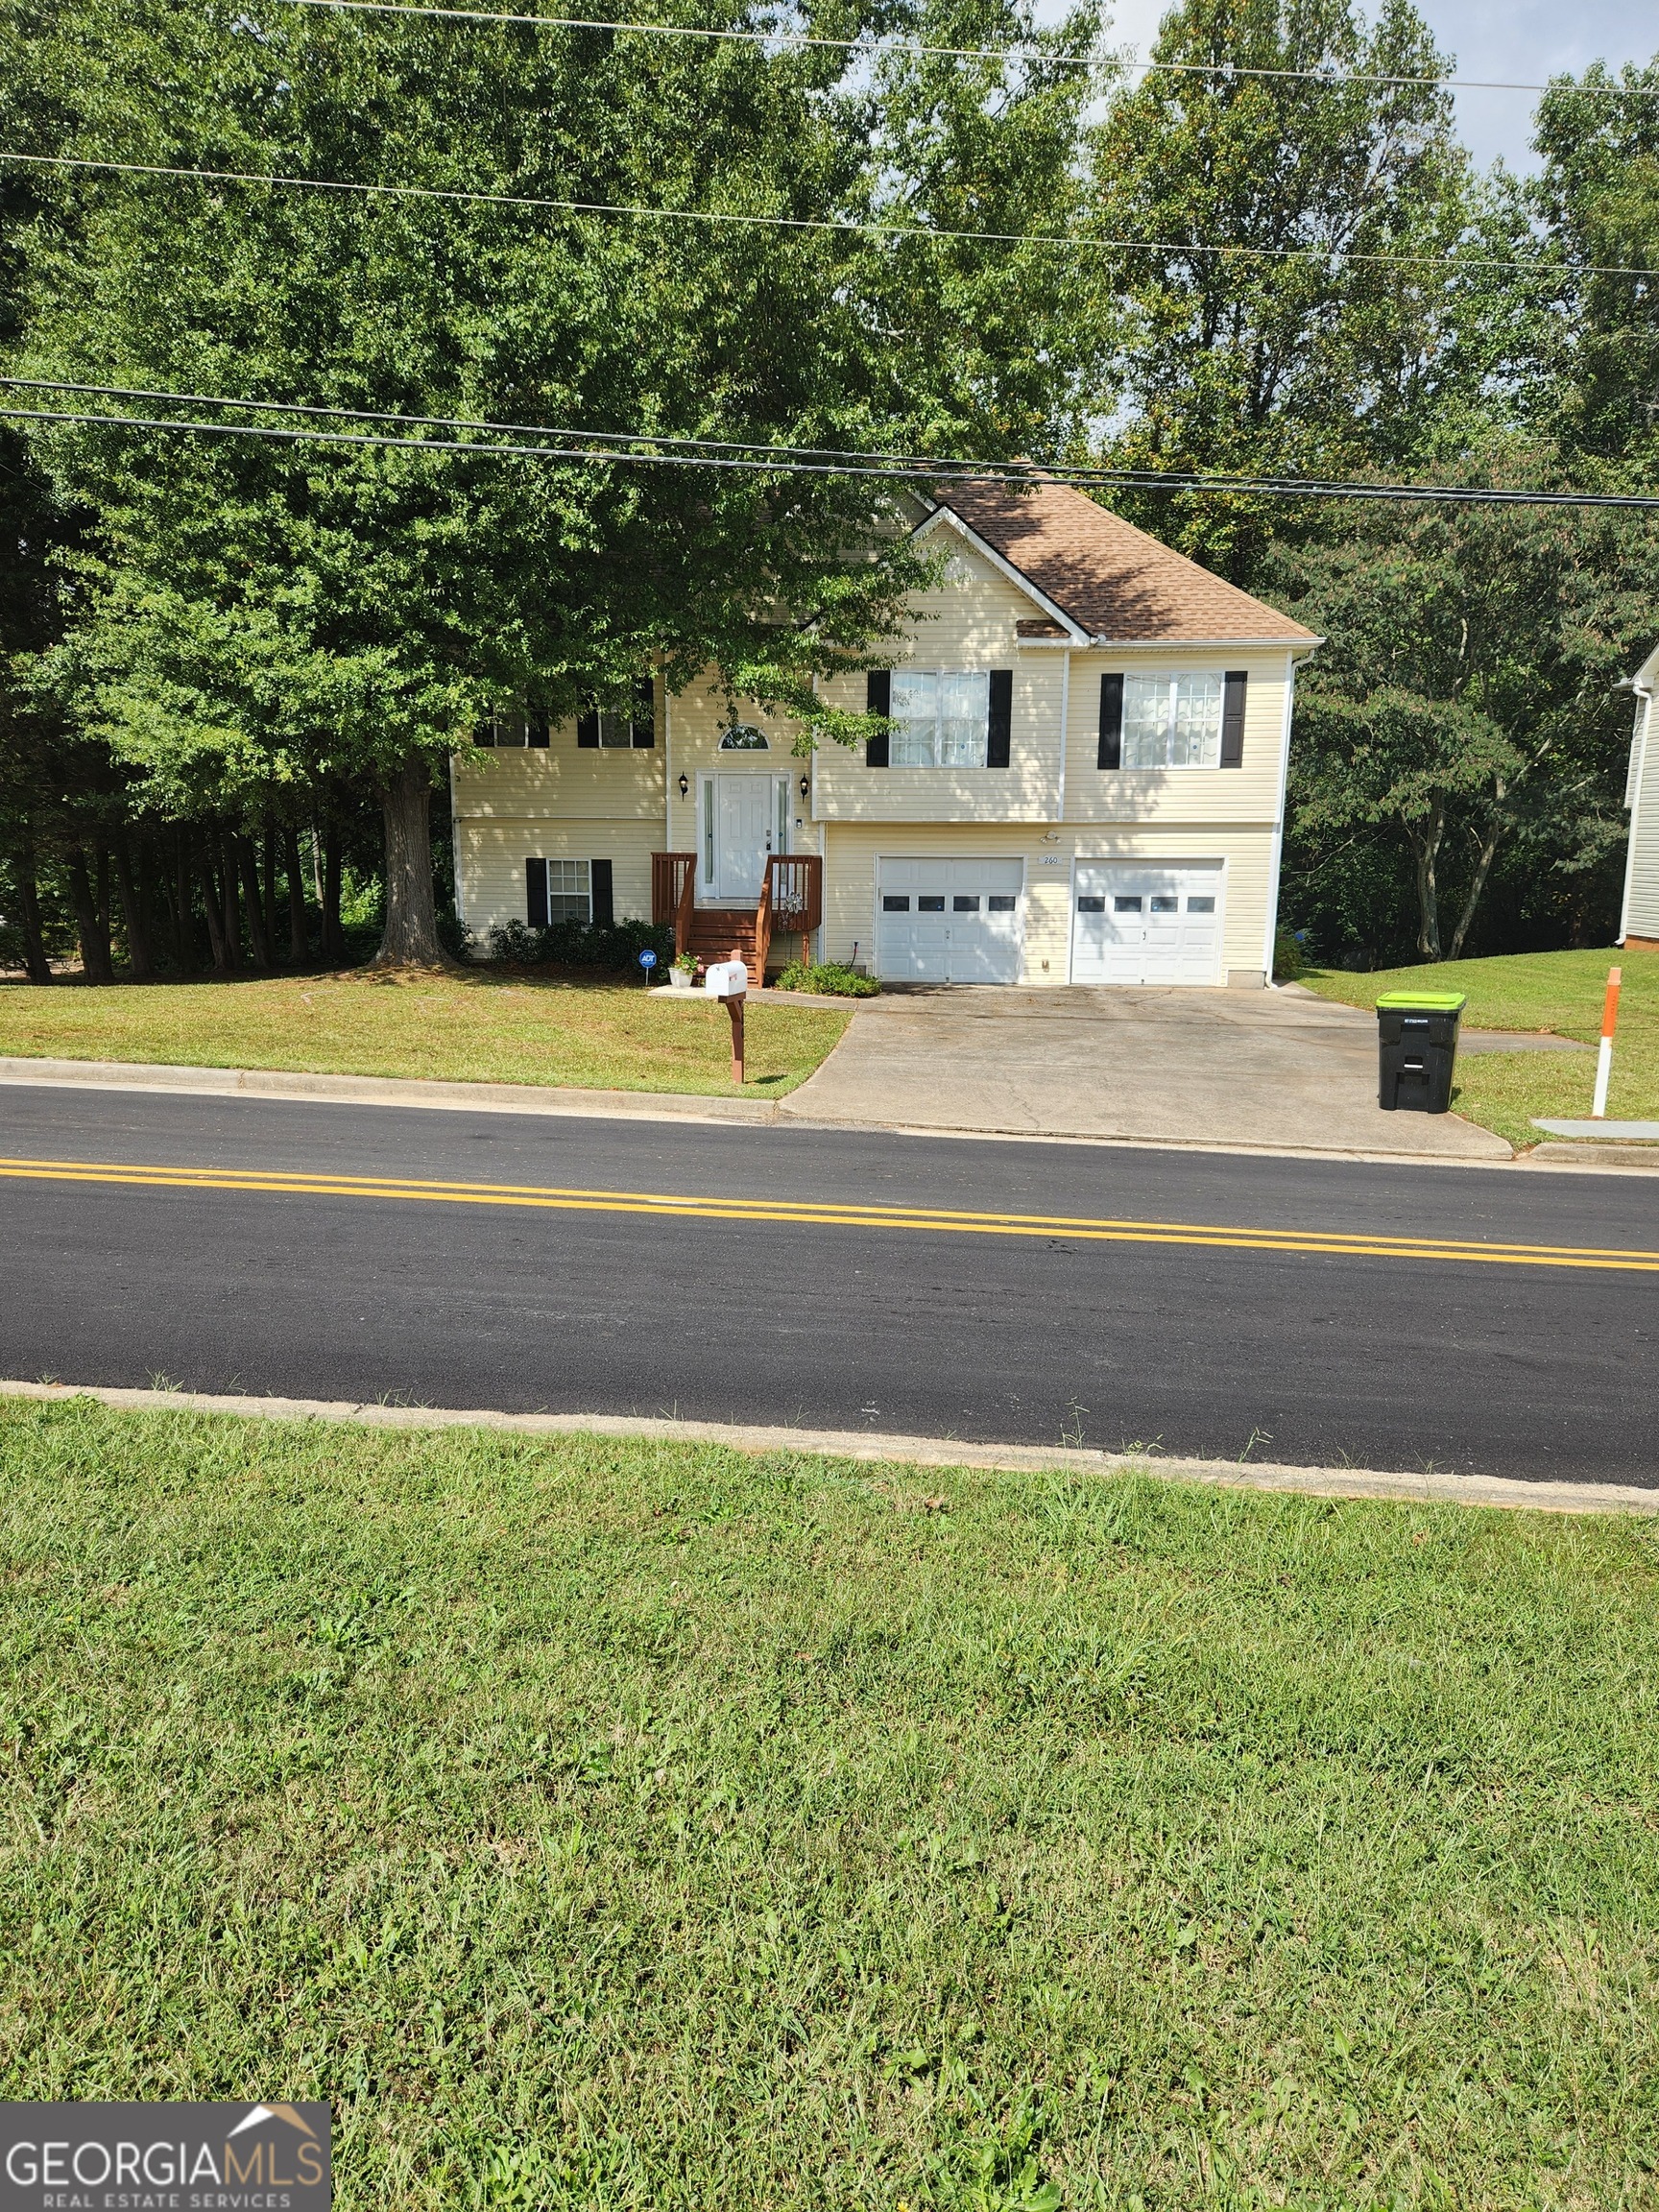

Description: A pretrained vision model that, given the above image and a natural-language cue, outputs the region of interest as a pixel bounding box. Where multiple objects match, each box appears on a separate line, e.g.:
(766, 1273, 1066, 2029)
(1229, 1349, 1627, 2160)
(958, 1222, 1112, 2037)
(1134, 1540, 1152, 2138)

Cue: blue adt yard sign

(638, 949, 658, 982)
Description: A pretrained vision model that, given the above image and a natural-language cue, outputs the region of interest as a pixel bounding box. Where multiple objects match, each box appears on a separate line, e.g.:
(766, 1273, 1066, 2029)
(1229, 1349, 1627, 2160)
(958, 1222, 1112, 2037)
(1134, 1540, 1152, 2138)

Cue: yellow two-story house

(451, 476, 1320, 988)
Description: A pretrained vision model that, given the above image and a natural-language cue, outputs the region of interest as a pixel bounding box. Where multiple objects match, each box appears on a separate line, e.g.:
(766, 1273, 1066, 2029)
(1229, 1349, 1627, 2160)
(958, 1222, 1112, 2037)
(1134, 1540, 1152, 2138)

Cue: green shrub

(1273, 924, 1310, 981)
(773, 959, 880, 997)
(486, 917, 675, 973)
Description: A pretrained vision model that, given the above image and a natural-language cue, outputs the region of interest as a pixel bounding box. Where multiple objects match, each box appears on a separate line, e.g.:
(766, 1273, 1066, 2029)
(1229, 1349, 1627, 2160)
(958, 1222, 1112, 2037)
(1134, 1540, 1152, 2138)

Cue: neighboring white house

(450, 475, 1321, 987)
(1620, 643, 1659, 950)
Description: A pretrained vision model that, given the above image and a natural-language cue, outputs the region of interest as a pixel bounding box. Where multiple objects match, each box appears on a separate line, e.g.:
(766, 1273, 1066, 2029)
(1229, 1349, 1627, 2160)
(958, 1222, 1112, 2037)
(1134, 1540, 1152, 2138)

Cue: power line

(4, 393, 1655, 506)
(275, 0, 1659, 98)
(6, 150, 1647, 280)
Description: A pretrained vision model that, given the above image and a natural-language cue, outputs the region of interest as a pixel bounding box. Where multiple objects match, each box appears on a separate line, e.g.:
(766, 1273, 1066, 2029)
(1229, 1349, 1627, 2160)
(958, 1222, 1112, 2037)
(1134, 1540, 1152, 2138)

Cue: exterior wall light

(799, 774, 810, 798)
(677, 772, 689, 798)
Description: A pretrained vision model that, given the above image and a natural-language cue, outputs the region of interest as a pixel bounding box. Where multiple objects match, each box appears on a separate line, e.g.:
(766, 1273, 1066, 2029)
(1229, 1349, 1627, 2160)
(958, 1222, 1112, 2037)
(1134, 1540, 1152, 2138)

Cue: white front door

(1071, 863, 1223, 985)
(710, 776, 779, 902)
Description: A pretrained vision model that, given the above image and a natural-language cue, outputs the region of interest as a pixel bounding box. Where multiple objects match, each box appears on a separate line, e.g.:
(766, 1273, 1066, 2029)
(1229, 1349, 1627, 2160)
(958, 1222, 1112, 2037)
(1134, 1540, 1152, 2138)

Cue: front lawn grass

(1302, 946, 1659, 1148)
(0, 971, 850, 1096)
(3, 1399, 1656, 2208)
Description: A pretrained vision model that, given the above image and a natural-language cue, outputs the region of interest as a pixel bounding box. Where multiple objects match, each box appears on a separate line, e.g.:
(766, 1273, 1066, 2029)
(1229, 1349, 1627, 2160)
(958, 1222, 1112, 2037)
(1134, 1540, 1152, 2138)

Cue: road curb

(2, 1380, 1651, 1518)
(0, 1054, 780, 1126)
(7, 1053, 1659, 1173)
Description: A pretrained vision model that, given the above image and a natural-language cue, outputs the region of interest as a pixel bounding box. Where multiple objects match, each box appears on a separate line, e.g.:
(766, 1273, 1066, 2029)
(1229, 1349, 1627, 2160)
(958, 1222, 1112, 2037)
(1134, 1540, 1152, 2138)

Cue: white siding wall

(1626, 691, 1659, 941)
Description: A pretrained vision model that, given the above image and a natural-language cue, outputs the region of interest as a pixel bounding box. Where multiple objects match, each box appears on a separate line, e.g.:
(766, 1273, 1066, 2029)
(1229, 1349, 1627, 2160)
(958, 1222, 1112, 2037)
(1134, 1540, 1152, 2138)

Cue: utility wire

(274, 0, 1659, 98)
(4, 394, 1655, 506)
(4, 147, 1647, 277)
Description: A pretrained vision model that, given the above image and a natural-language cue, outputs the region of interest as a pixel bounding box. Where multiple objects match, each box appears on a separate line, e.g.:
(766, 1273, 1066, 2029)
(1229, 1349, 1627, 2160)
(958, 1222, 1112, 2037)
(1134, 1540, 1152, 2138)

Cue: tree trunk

(111, 832, 155, 979)
(198, 837, 233, 974)
(94, 845, 112, 965)
(172, 829, 197, 971)
(219, 830, 241, 968)
(14, 831, 52, 984)
(374, 753, 448, 967)
(1448, 827, 1503, 962)
(1408, 805, 1445, 963)
(238, 834, 273, 969)
(262, 822, 279, 960)
(322, 826, 346, 966)
(283, 825, 309, 965)
(67, 846, 114, 983)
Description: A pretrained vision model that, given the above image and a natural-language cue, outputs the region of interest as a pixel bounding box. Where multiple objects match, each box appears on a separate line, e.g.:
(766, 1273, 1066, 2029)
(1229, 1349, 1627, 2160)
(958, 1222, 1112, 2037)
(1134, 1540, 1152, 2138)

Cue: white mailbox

(705, 959, 749, 999)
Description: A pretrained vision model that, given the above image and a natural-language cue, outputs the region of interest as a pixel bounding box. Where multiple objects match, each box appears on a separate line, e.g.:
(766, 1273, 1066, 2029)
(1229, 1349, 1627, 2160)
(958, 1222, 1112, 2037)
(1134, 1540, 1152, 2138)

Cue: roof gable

(924, 477, 1319, 646)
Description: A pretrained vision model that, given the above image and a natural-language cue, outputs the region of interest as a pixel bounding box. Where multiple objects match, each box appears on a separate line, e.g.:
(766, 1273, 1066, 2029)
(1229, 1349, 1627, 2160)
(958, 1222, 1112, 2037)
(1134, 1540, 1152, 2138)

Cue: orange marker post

(1591, 965, 1622, 1119)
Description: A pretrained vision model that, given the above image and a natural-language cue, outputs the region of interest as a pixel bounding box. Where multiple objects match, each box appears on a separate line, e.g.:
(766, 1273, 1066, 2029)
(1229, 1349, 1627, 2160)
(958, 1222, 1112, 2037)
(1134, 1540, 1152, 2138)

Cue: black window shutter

(1097, 674, 1124, 770)
(631, 679, 655, 748)
(986, 670, 1013, 767)
(525, 856, 549, 928)
(1220, 672, 1247, 767)
(865, 669, 890, 767)
(576, 709, 600, 749)
(477, 720, 497, 749)
(590, 857, 613, 928)
(528, 715, 550, 749)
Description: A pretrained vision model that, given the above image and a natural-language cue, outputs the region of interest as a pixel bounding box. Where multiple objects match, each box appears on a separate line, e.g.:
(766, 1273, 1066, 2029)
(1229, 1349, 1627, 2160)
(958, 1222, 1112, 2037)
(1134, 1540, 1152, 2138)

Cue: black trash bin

(1376, 990, 1465, 1113)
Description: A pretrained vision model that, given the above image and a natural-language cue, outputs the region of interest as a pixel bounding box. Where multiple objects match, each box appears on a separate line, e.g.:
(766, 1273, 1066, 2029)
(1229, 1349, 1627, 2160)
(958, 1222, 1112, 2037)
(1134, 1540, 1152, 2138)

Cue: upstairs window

(1121, 674, 1224, 769)
(890, 670, 990, 768)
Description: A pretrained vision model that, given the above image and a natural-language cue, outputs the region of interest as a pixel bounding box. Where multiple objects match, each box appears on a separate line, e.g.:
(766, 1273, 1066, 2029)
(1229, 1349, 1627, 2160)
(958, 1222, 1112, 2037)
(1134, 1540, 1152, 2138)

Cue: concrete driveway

(781, 984, 1515, 1159)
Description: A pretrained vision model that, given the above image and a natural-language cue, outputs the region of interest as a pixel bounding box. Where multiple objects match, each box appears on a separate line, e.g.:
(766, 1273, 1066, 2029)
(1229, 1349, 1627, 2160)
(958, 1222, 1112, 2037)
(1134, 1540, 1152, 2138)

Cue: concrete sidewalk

(781, 984, 1514, 1160)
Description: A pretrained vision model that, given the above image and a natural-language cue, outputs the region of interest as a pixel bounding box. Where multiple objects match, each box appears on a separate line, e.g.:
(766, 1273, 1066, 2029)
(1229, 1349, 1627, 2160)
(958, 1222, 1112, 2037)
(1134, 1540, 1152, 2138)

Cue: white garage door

(1071, 863, 1223, 985)
(877, 857, 1024, 983)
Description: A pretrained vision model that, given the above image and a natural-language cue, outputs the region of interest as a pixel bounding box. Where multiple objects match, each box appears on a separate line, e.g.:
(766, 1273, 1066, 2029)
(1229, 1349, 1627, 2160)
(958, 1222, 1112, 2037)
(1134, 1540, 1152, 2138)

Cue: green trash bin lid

(1375, 990, 1467, 1012)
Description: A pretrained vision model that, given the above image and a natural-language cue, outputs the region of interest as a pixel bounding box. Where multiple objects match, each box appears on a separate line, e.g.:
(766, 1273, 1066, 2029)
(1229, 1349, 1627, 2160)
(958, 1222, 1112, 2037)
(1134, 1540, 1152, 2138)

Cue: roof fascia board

(912, 505, 1089, 641)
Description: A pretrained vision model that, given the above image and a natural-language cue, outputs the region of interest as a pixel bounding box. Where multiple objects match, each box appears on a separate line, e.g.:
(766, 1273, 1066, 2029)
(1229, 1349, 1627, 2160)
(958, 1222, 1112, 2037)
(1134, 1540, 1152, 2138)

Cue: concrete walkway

(781, 983, 1514, 1159)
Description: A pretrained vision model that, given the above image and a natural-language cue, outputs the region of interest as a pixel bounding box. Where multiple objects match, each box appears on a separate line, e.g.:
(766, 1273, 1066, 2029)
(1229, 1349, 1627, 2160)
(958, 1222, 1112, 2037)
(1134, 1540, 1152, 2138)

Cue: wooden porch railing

(755, 853, 824, 978)
(651, 852, 698, 957)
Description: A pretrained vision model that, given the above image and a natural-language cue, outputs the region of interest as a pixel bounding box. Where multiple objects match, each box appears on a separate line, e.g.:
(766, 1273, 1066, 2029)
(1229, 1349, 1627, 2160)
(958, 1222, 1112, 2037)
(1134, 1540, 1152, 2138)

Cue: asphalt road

(2, 1083, 1656, 1485)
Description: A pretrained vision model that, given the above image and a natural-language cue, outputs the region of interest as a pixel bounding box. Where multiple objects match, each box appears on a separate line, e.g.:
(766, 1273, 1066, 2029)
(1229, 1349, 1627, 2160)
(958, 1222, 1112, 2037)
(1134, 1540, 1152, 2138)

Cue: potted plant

(668, 950, 700, 993)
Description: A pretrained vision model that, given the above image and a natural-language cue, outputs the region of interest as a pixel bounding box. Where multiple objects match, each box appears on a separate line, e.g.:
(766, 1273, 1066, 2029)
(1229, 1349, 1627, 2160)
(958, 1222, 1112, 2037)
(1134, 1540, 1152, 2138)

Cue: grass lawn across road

(0, 971, 850, 1096)
(1302, 945, 1659, 1148)
(3, 1398, 1656, 2207)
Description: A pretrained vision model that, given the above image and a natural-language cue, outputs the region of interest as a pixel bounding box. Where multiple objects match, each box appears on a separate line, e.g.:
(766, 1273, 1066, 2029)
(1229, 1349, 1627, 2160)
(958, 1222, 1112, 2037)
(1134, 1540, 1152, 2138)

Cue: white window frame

(1121, 673, 1225, 770)
(890, 669, 991, 769)
(546, 857, 592, 925)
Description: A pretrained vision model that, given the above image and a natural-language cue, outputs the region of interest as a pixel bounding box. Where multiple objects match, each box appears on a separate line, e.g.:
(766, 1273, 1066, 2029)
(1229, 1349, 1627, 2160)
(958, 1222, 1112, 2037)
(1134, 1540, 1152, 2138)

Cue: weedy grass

(1303, 946, 1659, 1148)
(2, 1399, 1657, 2208)
(0, 971, 849, 1096)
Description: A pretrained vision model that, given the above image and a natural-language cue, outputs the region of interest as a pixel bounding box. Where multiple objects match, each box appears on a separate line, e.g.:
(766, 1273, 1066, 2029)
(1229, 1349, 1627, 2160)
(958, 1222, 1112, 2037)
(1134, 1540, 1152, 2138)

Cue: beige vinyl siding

(450, 707, 663, 825)
(822, 822, 1276, 984)
(1063, 651, 1291, 826)
(455, 819, 663, 936)
(1627, 694, 1659, 939)
(814, 532, 1067, 824)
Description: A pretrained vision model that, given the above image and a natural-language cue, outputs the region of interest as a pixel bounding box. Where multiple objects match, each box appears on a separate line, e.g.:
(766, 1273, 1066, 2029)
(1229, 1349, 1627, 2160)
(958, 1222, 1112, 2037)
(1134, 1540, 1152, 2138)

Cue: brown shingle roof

(929, 477, 1319, 645)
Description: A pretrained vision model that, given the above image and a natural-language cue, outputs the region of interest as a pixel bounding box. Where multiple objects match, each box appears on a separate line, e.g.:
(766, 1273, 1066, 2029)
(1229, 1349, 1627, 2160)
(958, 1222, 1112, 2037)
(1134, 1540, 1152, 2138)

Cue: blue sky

(1096, 0, 1657, 171)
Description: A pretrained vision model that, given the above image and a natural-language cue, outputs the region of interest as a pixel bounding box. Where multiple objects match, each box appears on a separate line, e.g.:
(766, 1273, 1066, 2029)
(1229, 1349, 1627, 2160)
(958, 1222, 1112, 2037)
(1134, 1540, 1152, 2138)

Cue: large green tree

(1270, 469, 1659, 961)
(5, 0, 1096, 964)
(1076, 0, 1537, 578)
(1532, 57, 1659, 474)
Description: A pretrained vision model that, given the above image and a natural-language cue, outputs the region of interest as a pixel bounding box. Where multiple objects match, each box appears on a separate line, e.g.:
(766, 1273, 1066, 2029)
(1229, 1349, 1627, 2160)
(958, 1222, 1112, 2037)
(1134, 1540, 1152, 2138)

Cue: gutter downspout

(1055, 650, 1070, 827)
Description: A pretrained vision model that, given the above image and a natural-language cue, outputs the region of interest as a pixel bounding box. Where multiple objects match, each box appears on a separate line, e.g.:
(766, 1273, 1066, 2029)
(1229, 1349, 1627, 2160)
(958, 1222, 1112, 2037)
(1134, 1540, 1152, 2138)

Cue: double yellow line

(0, 1151, 1655, 1272)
